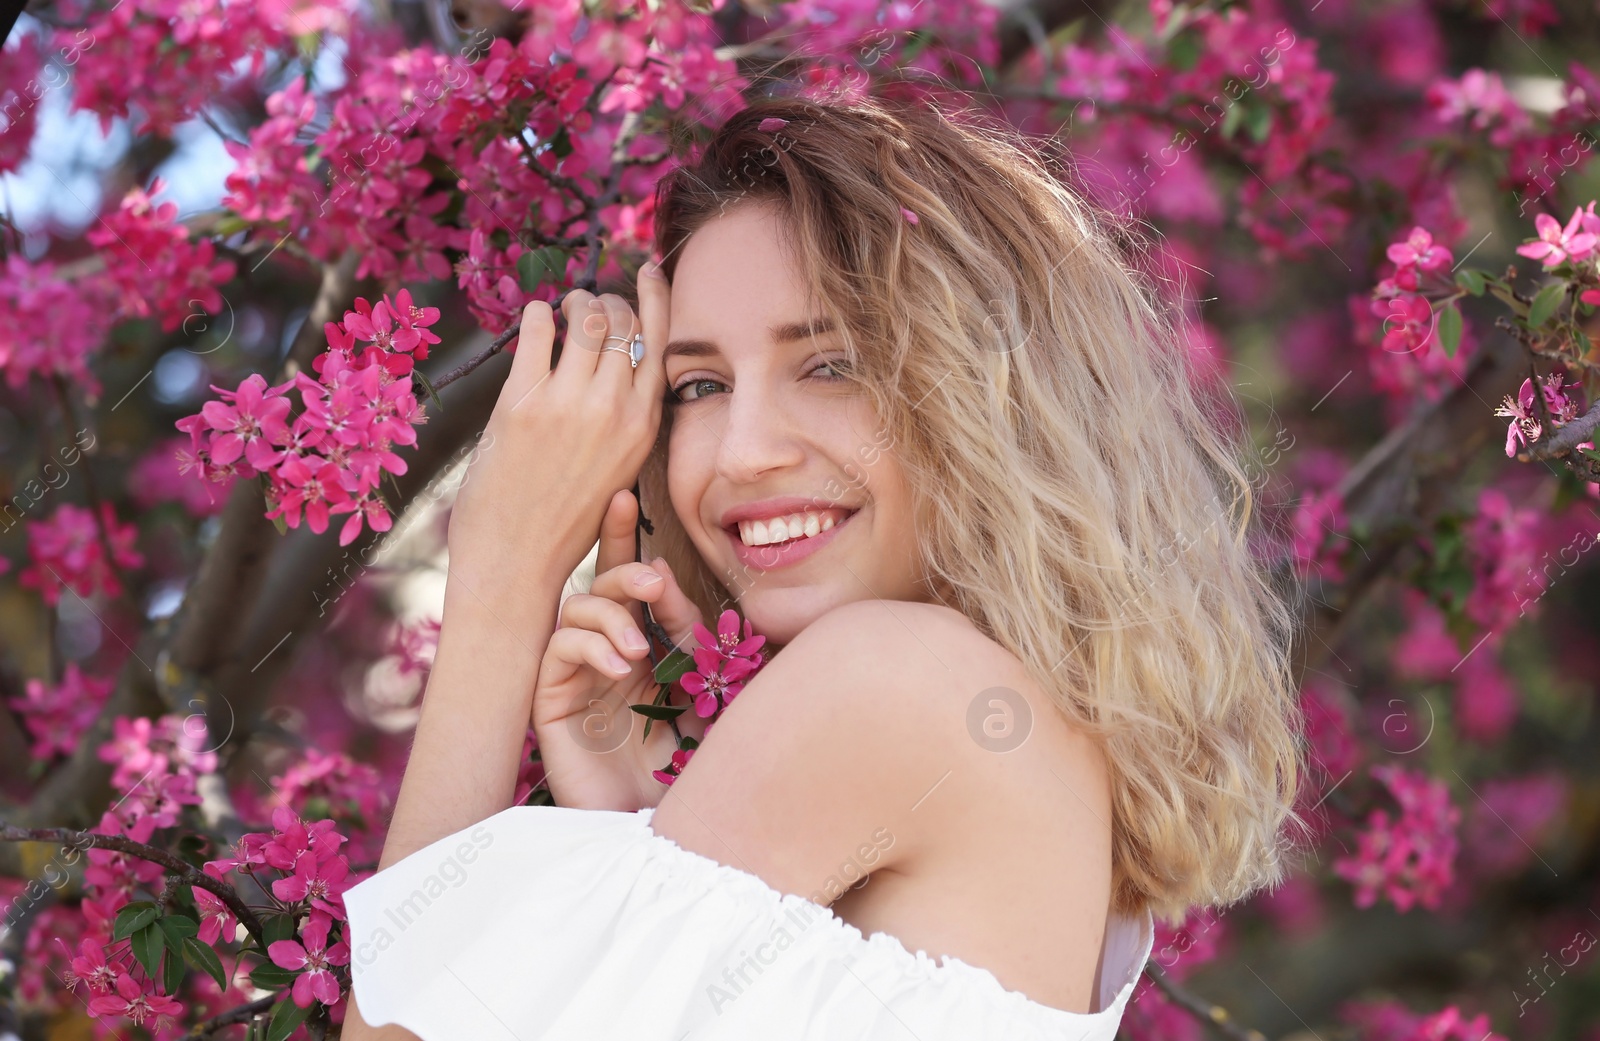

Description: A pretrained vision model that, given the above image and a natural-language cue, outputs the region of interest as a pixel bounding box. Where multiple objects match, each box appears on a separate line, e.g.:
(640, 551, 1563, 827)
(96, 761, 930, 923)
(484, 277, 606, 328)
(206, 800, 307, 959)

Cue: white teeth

(737, 509, 851, 547)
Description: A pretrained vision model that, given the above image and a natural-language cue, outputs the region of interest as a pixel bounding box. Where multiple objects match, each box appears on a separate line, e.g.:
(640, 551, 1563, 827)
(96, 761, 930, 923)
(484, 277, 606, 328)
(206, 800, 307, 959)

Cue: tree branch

(0, 821, 264, 943)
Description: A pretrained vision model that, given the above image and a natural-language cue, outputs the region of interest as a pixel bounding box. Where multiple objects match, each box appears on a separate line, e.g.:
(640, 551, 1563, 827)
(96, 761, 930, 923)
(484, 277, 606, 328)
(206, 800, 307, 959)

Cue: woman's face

(662, 202, 929, 645)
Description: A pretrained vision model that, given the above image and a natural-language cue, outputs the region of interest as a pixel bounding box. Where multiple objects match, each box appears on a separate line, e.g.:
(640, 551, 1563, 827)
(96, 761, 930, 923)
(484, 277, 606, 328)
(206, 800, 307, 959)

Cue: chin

(735, 585, 857, 647)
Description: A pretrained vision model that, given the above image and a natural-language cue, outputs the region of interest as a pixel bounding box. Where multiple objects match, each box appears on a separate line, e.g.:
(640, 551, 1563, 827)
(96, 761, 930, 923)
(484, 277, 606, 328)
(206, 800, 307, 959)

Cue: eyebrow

(663, 316, 837, 360)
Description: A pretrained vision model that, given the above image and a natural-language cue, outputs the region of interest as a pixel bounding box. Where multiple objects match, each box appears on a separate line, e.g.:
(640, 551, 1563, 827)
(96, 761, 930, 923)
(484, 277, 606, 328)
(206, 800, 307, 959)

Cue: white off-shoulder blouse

(343, 804, 1154, 1040)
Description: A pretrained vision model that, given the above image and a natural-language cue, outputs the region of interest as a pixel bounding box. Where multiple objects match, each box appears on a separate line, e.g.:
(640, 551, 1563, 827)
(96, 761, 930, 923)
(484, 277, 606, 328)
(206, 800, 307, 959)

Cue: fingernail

(623, 627, 648, 651)
(634, 570, 663, 588)
(643, 260, 665, 279)
(587, 298, 606, 311)
(607, 651, 631, 673)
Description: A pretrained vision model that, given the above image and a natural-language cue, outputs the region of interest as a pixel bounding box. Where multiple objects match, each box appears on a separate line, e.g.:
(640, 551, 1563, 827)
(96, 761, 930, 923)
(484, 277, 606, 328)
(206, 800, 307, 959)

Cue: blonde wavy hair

(635, 91, 1310, 925)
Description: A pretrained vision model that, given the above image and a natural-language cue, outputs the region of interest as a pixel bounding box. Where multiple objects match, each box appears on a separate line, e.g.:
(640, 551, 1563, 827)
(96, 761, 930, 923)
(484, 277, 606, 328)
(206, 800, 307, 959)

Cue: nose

(712, 381, 806, 484)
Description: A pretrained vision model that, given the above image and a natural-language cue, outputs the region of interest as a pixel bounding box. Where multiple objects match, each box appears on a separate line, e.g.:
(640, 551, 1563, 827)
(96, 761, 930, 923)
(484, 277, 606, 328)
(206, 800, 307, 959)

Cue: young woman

(340, 94, 1307, 1040)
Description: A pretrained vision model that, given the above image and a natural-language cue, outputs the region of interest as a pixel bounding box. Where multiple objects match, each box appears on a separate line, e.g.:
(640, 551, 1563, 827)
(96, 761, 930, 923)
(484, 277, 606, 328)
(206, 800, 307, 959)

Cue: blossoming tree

(1, 0, 1598, 1039)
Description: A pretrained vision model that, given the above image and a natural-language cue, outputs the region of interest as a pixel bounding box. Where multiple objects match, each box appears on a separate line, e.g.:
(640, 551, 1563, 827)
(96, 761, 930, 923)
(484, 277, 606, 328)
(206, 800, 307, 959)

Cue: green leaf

(162, 942, 185, 994)
(250, 963, 299, 990)
(1220, 99, 1244, 140)
(1575, 327, 1593, 357)
(630, 703, 687, 721)
(262, 914, 298, 946)
(1245, 101, 1273, 143)
(516, 246, 569, 292)
(267, 994, 315, 1041)
(131, 924, 165, 979)
(159, 914, 200, 943)
(1166, 30, 1201, 71)
(183, 937, 229, 990)
(1528, 282, 1565, 328)
(113, 902, 161, 941)
(1454, 268, 1486, 296)
(413, 368, 443, 412)
(652, 649, 695, 686)
(1437, 302, 1463, 358)
(549, 125, 573, 159)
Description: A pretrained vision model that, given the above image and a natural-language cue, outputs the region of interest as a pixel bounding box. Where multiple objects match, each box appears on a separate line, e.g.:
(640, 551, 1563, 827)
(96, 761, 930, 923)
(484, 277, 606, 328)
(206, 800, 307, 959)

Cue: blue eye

(666, 357, 850, 405)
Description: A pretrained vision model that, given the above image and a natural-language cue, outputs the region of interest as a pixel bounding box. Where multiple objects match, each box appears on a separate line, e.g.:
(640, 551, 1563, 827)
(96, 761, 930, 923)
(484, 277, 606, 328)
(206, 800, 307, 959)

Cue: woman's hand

(532, 487, 709, 810)
(444, 268, 671, 625)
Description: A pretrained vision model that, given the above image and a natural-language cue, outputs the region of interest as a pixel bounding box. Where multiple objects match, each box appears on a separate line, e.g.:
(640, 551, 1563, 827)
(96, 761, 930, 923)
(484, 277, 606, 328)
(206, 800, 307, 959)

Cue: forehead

(668, 203, 813, 342)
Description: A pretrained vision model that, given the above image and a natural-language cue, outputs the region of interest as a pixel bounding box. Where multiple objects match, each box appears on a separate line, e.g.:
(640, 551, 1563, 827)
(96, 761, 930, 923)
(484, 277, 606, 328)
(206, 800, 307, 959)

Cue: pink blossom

(1332, 765, 1461, 913)
(18, 503, 145, 606)
(267, 910, 350, 1008)
(7, 664, 114, 761)
(1516, 205, 1599, 267)
(200, 373, 292, 470)
(86, 971, 185, 1030)
(652, 746, 697, 785)
(1495, 372, 1582, 458)
(272, 849, 352, 917)
(1385, 226, 1453, 272)
(85, 177, 238, 333)
(193, 868, 240, 945)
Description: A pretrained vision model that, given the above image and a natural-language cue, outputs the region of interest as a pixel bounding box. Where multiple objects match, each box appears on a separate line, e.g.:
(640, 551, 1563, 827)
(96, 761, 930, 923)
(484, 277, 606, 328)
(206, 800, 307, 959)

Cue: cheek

(666, 422, 713, 531)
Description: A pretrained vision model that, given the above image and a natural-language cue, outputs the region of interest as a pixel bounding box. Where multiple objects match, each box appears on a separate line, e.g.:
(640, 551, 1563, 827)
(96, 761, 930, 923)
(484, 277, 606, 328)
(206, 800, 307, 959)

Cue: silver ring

(600, 335, 645, 369)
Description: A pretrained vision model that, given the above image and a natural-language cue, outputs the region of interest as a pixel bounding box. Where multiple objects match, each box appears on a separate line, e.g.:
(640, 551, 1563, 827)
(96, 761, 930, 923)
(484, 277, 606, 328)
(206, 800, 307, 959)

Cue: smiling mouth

(725, 506, 859, 548)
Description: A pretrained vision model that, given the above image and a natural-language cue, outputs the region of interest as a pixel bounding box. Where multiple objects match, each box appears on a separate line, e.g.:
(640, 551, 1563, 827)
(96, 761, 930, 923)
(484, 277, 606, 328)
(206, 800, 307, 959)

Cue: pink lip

(726, 508, 859, 571)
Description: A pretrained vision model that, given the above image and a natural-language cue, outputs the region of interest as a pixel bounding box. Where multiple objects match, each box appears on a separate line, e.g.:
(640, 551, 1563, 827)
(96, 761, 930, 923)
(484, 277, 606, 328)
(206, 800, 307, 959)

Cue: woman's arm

(344, 272, 671, 1041)
(372, 269, 670, 868)
(375, 577, 562, 872)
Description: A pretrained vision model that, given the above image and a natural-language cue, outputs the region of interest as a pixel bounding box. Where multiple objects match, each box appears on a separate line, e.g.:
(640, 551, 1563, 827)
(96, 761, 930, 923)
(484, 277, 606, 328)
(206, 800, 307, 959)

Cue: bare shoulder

(649, 598, 1098, 904)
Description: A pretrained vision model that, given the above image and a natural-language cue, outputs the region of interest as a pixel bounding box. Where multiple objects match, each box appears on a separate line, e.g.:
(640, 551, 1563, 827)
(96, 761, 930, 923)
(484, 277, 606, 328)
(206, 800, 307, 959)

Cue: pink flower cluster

(652, 609, 768, 785)
(176, 290, 438, 546)
(1287, 487, 1348, 582)
(1333, 764, 1461, 913)
(55, 713, 223, 1030)
(18, 502, 145, 606)
(0, 30, 43, 176)
(0, 252, 118, 393)
(1515, 202, 1600, 268)
(61, 0, 355, 138)
(1461, 488, 1546, 637)
(1496, 372, 1584, 457)
(208, 806, 354, 1008)
(264, 747, 393, 865)
(222, 12, 743, 331)
(85, 177, 237, 334)
(1373, 226, 1455, 354)
(6, 663, 114, 761)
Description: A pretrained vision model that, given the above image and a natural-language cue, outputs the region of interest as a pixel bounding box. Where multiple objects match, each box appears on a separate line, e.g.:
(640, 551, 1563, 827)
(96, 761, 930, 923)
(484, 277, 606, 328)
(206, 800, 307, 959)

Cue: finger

(633, 257, 671, 407)
(555, 289, 608, 384)
(595, 488, 639, 579)
(594, 293, 640, 387)
(589, 556, 705, 653)
(503, 299, 556, 407)
(557, 593, 651, 658)
(588, 560, 668, 608)
(542, 626, 634, 685)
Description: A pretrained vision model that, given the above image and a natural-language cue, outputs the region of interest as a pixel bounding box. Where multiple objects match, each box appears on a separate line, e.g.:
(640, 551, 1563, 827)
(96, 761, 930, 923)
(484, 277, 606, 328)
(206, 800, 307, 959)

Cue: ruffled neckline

(633, 806, 1152, 1028)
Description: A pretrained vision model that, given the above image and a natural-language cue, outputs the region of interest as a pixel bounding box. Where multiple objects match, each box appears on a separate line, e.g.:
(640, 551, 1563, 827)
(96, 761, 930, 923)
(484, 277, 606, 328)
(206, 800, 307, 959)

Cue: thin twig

(1143, 960, 1269, 1041)
(183, 994, 277, 1039)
